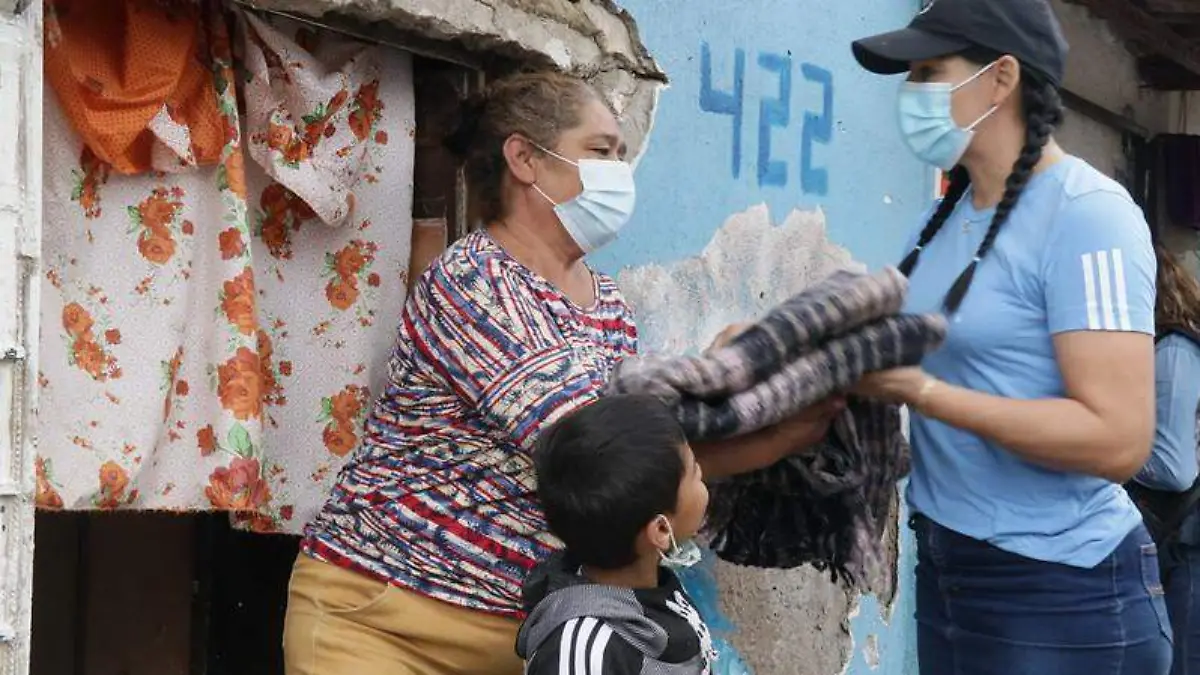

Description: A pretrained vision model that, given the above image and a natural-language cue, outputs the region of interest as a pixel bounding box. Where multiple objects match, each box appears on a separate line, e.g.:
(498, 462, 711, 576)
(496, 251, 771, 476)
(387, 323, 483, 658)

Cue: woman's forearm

(693, 427, 809, 480)
(693, 397, 843, 480)
(916, 380, 1153, 482)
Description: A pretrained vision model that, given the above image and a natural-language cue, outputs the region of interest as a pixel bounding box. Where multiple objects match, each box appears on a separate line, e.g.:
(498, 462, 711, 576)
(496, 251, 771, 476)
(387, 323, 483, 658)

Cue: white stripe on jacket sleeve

(572, 618, 598, 675)
(558, 619, 578, 675)
(588, 624, 614, 675)
(554, 617, 617, 675)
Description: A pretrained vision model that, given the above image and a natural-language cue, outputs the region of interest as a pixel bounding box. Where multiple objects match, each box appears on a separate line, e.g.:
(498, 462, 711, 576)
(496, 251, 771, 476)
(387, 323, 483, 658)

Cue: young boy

(515, 394, 717, 675)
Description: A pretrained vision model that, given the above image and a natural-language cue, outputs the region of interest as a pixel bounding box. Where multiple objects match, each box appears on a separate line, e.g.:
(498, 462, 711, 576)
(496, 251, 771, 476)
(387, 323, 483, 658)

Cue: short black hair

(534, 395, 688, 569)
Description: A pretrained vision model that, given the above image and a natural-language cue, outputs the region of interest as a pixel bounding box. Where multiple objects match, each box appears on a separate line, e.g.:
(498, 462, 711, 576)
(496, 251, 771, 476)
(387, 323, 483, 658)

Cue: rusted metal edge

(230, 0, 486, 69)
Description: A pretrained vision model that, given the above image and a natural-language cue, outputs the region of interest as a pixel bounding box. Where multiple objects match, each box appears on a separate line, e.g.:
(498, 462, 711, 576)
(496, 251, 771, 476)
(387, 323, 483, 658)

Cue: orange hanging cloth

(44, 0, 225, 175)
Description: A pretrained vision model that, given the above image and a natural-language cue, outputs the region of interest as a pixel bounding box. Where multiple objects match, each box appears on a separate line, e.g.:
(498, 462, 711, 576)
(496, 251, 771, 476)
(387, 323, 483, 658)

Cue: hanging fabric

(37, 1, 415, 534)
(241, 10, 384, 228)
(233, 14, 414, 532)
(44, 0, 225, 175)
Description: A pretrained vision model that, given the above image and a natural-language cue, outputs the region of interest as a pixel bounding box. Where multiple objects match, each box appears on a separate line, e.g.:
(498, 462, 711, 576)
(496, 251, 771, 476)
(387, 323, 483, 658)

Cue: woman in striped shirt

(282, 71, 841, 675)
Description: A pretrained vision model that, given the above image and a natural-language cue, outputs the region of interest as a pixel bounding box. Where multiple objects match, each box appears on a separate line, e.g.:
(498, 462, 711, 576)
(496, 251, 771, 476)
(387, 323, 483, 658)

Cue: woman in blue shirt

(1134, 246, 1200, 675)
(851, 0, 1170, 673)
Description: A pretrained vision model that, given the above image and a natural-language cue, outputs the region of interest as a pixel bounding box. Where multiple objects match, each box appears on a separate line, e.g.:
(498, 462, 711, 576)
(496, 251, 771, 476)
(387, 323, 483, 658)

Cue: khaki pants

(283, 554, 524, 675)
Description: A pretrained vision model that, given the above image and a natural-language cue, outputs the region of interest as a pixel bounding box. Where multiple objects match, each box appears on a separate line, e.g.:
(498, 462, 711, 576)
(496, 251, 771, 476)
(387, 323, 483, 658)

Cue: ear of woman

(501, 135, 540, 186)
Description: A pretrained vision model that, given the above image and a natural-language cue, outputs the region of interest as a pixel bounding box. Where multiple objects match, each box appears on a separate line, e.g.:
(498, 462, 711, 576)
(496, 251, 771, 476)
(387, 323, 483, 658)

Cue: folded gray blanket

(608, 267, 908, 406)
(606, 267, 947, 585)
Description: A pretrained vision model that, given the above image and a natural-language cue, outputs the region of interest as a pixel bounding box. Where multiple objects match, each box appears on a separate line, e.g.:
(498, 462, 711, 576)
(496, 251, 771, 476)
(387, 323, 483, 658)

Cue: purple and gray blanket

(606, 267, 947, 586)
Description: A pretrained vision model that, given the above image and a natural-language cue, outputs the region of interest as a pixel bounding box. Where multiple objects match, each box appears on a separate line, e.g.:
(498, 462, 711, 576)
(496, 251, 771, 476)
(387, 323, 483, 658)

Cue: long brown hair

(443, 71, 604, 224)
(1156, 245, 1200, 336)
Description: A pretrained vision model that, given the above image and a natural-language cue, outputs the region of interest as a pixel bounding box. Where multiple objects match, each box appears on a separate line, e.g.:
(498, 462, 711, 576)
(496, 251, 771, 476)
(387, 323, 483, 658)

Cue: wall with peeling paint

(590, 2, 930, 673)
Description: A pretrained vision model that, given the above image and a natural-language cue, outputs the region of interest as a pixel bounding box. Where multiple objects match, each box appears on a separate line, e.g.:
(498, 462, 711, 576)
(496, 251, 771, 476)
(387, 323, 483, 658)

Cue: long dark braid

(900, 60, 1065, 314)
(899, 165, 970, 277)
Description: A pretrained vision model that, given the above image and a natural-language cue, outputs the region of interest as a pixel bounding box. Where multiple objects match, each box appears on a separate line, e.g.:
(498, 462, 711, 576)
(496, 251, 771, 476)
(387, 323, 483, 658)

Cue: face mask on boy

(656, 515, 702, 569)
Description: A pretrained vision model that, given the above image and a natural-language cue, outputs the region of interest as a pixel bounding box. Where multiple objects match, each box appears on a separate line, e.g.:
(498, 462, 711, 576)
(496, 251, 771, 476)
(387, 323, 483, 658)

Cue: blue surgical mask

(657, 516, 702, 570)
(531, 144, 637, 254)
(897, 61, 1000, 170)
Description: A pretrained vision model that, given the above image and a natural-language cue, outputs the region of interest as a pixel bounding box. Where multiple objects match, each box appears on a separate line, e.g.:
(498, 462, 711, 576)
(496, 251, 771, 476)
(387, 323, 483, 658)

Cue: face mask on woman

(530, 143, 637, 254)
(897, 60, 1001, 170)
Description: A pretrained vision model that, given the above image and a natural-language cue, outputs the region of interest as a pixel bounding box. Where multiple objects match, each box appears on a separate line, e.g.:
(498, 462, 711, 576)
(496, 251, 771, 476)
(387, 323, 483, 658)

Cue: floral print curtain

(37, 1, 415, 534)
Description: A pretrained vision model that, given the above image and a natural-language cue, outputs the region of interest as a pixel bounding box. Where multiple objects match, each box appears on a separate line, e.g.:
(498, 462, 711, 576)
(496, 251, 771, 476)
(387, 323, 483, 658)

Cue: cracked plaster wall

(616, 207, 905, 675)
(249, 0, 666, 163)
(588, 1, 931, 672)
(1053, 0, 1168, 181)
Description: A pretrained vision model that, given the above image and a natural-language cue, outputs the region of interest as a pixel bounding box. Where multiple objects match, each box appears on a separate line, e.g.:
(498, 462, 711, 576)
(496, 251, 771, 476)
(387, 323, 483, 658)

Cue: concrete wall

(595, 2, 929, 673)
(1053, 0, 1168, 179)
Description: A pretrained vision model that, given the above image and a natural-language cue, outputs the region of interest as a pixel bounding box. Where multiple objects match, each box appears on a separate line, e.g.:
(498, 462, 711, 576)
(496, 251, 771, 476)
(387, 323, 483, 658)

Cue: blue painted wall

(596, 0, 931, 275)
(596, 1, 932, 673)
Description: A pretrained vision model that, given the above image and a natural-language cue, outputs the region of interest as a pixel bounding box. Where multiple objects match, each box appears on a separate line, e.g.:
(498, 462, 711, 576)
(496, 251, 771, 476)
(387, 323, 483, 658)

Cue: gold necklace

(958, 188, 990, 234)
(961, 214, 989, 234)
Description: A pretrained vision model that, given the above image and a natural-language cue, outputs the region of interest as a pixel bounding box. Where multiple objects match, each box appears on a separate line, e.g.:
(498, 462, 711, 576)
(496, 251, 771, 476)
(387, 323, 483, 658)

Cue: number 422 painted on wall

(699, 42, 833, 196)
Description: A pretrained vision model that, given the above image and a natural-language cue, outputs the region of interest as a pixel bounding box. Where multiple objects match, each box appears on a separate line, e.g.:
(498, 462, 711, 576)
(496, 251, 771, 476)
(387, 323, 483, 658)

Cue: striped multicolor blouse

(302, 230, 639, 617)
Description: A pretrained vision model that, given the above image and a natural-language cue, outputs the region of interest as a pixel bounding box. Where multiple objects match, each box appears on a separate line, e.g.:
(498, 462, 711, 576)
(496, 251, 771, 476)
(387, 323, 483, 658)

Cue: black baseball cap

(851, 0, 1069, 87)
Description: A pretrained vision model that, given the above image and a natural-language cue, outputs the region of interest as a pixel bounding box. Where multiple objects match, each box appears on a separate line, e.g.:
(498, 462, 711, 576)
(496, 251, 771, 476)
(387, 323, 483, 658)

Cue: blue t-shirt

(903, 155, 1156, 568)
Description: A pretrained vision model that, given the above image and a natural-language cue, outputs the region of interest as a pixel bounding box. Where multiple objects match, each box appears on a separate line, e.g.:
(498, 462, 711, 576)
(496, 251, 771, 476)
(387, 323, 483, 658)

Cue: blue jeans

(1163, 544, 1200, 675)
(913, 515, 1172, 675)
